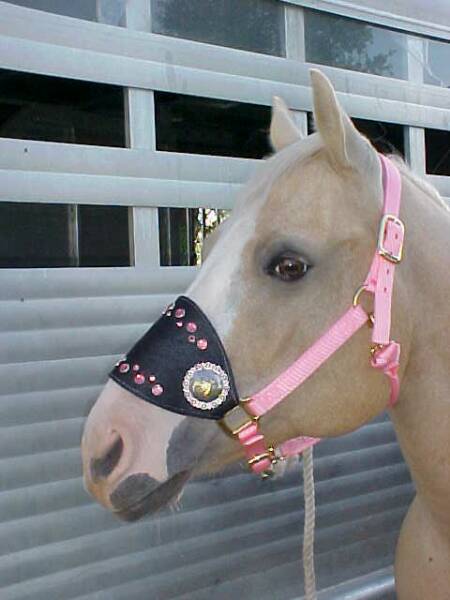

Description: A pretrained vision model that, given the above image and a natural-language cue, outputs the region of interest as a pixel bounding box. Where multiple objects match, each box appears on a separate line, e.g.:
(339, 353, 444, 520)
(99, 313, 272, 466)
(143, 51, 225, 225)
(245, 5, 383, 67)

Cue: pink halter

(220, 155, 404, 477)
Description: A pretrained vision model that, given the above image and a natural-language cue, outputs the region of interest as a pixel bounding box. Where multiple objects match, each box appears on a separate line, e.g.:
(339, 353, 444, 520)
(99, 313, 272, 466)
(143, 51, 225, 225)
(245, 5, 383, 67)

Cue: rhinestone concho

(182, 362, 230, 411)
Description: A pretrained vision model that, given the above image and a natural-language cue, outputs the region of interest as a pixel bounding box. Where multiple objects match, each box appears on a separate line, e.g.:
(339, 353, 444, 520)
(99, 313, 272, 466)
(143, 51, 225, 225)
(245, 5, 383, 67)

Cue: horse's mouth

(110, 471, 190, 522)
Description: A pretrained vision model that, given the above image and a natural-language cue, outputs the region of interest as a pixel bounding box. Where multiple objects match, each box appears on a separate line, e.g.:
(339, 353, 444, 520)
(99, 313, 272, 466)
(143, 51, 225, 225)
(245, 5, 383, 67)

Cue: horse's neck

(390, 172, 450, 523)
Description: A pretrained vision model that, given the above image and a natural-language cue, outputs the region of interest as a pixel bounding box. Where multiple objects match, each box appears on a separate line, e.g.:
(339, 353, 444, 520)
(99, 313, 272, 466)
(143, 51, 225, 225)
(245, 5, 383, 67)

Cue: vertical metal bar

(67, 204, 80, 267)
(285, 3, 308, 137)
(285, 3, 306, 63)
(125, 0, 161, 269)
(405, 127, 426, 173)
(405, 35, 426, 173)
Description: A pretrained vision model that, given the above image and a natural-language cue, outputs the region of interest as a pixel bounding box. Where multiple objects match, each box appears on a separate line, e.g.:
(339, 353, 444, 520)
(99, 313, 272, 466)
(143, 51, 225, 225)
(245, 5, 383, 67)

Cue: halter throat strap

(220, 154, 404, 477)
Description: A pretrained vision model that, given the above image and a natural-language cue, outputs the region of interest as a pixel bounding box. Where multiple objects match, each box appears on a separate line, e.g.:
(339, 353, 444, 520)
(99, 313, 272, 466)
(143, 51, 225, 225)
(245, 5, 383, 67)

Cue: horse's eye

(266, 253, 310, 282)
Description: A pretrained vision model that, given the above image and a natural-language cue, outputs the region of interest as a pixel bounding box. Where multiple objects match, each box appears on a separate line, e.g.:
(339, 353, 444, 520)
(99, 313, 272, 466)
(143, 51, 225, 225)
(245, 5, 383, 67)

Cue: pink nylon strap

(365, 155, 403, 407)
(226, 155, 403, 476)
(248, 305, 369, 416)
(238, 306, 368, 474)
(365, 154, 403, 345)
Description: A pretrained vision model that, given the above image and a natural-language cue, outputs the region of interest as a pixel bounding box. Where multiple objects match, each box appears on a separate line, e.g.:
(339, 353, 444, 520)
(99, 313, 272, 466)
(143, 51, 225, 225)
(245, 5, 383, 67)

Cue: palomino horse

(82, 70, 450, 598)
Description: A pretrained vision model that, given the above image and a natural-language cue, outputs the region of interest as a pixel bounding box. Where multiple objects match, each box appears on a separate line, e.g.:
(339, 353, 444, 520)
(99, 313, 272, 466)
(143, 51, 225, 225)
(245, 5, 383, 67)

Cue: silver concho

(182, 362, 230, 411)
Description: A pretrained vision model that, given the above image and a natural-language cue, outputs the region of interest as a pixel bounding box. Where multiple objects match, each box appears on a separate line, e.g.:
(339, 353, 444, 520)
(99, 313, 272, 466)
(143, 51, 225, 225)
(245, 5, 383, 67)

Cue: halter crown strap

(221, 154, 404, 477)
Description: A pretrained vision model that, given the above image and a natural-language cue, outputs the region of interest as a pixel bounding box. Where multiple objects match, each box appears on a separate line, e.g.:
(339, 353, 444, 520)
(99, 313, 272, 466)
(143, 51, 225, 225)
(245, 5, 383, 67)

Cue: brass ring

(352, 284, 368, 307)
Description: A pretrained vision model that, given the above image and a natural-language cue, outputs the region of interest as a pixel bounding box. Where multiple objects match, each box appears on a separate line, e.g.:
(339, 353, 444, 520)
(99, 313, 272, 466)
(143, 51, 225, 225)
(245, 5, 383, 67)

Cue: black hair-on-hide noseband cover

(109, 296, 239, 420)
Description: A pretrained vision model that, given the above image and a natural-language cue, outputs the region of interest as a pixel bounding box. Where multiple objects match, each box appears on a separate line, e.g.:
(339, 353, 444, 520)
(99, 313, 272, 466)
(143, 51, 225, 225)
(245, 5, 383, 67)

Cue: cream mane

(236, 133, 449, 219)
(390, 155, 450, 214)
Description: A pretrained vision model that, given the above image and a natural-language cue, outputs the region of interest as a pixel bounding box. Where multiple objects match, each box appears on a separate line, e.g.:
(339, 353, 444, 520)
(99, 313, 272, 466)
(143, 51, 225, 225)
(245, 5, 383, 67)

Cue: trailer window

(425, 129, 450, 176)
(423, 38, 450, 88)
(0, 69, 125, 147)
(0, 203, 131, 268)
(155, 92, 271, 159)
(2, 0, 126, 25)
(159, 208, 230, 267)
(308, 114, 405, 157)
(151, 0, 285, 57)
(304, 9, 408, 80)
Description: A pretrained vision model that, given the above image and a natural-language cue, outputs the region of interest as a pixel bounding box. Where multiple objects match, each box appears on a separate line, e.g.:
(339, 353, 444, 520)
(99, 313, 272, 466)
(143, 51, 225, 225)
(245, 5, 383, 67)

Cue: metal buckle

(219, 398, 259, 438)
(248, 446, 278, 479)
(377, 214, 404, 264)
(247, 446, 277, 467)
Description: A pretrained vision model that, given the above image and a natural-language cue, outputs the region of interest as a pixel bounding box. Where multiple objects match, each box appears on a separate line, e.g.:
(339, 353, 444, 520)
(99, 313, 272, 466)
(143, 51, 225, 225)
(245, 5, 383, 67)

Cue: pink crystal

(134, 373, 145, 385)
(186, 322, 197, 333)
(197, 339, 208, 351)
(176, 321, 183, 328)
(175, 308, 185, 318)
(148, 374, 156, 382)
(119, 363, 130, 373)
(132, 364, 140, 372)
(152, 384, 164, 396)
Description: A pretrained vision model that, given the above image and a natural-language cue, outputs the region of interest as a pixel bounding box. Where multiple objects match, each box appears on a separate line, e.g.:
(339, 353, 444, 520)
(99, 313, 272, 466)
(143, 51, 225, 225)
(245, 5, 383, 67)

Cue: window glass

(425, 129, 450, 176)
(304, 9, 408, 79)
(423, 38, 450, 88)
(159, 208, 230, 266)
(151, 0, 285, 56)
(2, 0, 126, 25)
(0, 203, 72, 268)
(307, 114, 404, 156)
(155, 92, 272, 158)
(78, 206, 130, 267)
(352, 118, 405, 156)
(0, 203, 131, 268)
(0, 69, 125, 147)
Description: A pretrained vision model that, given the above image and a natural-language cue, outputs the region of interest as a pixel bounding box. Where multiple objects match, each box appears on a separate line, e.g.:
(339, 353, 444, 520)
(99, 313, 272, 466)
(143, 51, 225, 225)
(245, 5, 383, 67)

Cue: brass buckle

(377, 214, 404, 264)
(247, 446, 277, 467)
(248, 446, 278, 479)
(219, 398, 259, 438)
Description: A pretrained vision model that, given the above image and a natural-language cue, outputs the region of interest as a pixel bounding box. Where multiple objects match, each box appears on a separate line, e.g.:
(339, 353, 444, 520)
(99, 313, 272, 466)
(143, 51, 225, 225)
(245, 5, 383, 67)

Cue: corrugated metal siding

(0, 270, 414, 599)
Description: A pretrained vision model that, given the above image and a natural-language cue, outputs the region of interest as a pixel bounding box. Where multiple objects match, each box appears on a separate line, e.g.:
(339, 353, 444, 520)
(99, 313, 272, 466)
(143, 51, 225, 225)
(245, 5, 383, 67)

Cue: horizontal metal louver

(0, 269, 413, 599)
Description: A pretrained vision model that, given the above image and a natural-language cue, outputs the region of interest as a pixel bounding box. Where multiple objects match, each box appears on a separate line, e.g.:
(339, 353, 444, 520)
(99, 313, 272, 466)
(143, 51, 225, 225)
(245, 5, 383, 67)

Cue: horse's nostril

(90, 434, 124, 481)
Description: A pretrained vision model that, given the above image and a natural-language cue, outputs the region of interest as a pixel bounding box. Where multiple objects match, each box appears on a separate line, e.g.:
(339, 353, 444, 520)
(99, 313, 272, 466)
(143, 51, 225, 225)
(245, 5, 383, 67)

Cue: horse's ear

(310, 69, 375, 170)
(270, 96, 303, 152)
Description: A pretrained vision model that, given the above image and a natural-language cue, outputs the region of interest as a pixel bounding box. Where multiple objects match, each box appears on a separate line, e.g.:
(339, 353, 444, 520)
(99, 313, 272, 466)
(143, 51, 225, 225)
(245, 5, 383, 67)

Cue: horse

(81, 69, 450, 599)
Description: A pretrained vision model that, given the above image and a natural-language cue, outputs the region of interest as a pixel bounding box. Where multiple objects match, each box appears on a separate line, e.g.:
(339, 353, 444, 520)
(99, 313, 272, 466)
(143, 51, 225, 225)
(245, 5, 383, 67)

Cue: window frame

(0, 0, 448, 275)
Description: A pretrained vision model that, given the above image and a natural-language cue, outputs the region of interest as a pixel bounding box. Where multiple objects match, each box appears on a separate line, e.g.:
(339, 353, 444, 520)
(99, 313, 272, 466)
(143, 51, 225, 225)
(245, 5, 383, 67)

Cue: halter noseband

(220, 154, 404, 476)
(110, 154, 404, 478)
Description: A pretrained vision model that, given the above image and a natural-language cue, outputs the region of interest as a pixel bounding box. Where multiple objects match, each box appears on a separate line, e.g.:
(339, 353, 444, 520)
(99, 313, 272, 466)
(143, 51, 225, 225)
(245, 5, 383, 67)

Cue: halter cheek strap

(220, 155, 405, 477)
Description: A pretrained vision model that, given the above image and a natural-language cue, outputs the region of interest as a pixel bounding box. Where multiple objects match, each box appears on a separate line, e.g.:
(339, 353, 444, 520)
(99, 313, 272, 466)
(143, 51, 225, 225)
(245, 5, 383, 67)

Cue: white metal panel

(0, 264, 414, 599)
(283, 0, 450, 40)
(0, 279, 416, 590)
(0, 4, 450, 126)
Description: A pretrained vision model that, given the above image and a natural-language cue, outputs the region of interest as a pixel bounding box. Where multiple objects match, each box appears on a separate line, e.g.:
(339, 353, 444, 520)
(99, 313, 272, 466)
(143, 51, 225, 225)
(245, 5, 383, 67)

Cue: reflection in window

(307, 114, 404, 156)
(352, 118, 404, 156)
(2, 0, 126, 25)
(0, 69, 125, 147)
(155, 93, 272, 158)
(423, 38, 450, 88)
(151, 0, 285, 56)
(425, 130, 450, 176)
(304, 10, 407, 79)
(159, 208, 230, 266)
(0, 203, 131, 268)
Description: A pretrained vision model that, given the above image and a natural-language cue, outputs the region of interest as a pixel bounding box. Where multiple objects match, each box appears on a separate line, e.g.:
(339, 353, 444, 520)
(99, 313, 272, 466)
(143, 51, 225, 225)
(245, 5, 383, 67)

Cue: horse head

(81, 70, 412, 521)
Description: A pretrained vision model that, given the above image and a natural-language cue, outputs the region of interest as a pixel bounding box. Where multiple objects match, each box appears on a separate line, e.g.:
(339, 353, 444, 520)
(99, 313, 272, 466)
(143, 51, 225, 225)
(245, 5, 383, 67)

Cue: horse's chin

(110, 470, 191, 522)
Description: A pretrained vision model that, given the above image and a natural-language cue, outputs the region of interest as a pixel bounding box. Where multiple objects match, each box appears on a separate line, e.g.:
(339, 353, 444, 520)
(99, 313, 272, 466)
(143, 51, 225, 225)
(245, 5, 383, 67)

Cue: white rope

(302, 445, 317, 600)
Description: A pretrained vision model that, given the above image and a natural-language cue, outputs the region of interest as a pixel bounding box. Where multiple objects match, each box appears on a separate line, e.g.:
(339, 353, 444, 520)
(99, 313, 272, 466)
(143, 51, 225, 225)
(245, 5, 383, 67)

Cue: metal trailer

(0, 1, 448, 598)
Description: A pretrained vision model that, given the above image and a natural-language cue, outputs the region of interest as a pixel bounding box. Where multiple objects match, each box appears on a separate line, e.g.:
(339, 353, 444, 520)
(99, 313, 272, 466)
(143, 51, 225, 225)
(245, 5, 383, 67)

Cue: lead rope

(302, 445, 317, 600)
